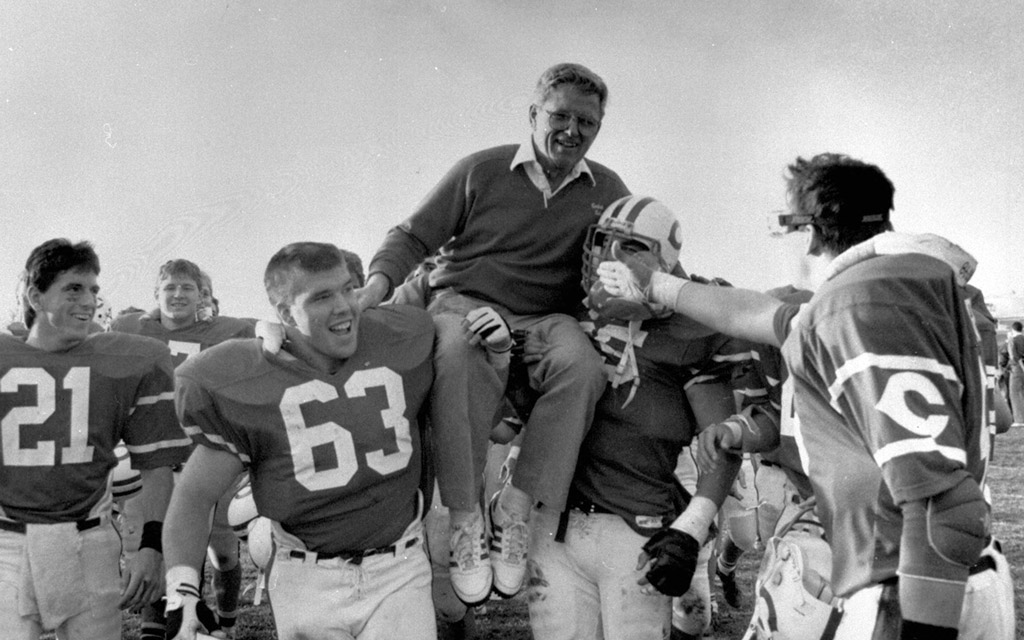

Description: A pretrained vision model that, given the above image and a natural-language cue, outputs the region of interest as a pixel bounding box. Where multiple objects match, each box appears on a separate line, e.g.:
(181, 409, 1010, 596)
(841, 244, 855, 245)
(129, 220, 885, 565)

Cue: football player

(598, 154, 1015, 639)
(109, 259, 257, 639)
(523, 196, 765, 640)
(163, 242, 438, 640)
(0, 239, 191, 640)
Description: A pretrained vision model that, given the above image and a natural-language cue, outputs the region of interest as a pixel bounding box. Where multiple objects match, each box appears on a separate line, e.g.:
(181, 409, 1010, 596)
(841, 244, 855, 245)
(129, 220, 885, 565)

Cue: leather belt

(0, 517, 102, 534)
(285, 534, 421, 566)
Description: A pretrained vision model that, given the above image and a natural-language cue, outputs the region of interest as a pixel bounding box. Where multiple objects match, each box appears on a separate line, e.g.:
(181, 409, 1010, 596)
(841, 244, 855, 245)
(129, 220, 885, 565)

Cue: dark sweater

(369, 144, 630, 316)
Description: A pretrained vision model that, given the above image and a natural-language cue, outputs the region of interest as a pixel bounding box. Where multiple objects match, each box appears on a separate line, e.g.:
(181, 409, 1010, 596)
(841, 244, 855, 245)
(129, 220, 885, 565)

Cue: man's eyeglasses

(543, 109, 600, 135)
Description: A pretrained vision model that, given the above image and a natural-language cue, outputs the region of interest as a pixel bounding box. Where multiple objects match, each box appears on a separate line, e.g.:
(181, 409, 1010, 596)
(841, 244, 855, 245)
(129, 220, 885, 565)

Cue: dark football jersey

(110, 312, 256, 368)
(175, 306, 434, 554)
(748, 285, 815, 500)
(571, 312, 761, 535)
(0, 332, 190, 523)
(780, 253, 988, 597)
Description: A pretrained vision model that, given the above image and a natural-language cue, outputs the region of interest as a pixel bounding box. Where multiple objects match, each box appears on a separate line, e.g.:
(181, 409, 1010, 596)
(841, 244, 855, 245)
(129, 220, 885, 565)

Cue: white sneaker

(449, 517, 492, 606)
(488, 492, 530, 598)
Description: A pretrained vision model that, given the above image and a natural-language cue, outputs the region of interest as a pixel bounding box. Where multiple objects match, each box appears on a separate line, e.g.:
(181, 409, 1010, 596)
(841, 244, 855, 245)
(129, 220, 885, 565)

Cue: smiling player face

(28, 268, 99, 349)
(157, 274, 202, 328)
(281, 265, 361, 365)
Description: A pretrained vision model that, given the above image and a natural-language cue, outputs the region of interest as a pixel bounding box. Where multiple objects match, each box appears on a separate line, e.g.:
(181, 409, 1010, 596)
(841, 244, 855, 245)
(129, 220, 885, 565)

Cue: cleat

(449, 517, 492, 606)
(488, 492, 530, 598)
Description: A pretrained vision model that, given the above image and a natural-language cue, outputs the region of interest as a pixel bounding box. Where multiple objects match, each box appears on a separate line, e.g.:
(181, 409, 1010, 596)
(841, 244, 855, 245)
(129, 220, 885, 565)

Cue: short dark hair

(23, 239, 100, 328)
(341, 249, 365, 288)
(264, 242, 347, 306)
(156, 259, 204, 288)
(1013, 321, 1023, 332)
(534, 63, 609, 115)
(785, 153, 894, 255)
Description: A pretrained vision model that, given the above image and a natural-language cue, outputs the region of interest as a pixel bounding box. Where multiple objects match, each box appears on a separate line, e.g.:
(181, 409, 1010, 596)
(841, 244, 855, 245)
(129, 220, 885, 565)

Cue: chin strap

(610, 319, 643, 408)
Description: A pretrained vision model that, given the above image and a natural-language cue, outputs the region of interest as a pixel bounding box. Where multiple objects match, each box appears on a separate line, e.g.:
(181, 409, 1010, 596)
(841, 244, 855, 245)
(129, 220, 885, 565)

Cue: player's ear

(25, 285, 43, 311)
(806, 227, 824, 257)
(528, 103, 538, 129)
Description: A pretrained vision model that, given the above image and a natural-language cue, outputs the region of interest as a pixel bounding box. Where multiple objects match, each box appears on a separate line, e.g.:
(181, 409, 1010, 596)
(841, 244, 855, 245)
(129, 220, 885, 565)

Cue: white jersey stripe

(829, 353, 958, 408)
(125, 437, 193, 455)
(873, 437, 966, 467)
(182, 425, 252, 463)
(135, 391, 176, 406)
(128, 391, 176, 417)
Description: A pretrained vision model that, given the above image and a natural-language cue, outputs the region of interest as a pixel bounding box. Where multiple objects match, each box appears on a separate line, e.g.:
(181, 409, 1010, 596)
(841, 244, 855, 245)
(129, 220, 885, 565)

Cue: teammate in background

(522, 197, 762, 640)
(0, 239, 191, 640)
(164, 242, 438, 640)
(599, 153, 1015, 638)
(1005, 321, 1024, 428)
(360, 62, 631, 604)
(109, 259, 256, 639)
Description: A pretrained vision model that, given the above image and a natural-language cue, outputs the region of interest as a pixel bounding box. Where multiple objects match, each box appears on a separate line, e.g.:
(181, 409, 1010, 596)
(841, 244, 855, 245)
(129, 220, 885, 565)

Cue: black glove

(638, 528, 700, 597)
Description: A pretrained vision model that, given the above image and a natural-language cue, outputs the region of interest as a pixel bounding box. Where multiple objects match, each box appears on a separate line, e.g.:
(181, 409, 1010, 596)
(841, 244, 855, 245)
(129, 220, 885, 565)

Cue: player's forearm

(672, 451, 742, 542)
(649, 272, 783, 347)
(138, 466, 175, 522)
(736, 408, 781, 452)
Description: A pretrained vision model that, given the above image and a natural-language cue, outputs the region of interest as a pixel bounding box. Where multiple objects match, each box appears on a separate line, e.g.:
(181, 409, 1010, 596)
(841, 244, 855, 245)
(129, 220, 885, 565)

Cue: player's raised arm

(597, 244, 786, 347)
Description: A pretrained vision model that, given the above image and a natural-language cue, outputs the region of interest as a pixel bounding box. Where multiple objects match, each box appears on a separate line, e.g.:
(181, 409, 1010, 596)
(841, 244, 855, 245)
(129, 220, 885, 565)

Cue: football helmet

(246, 517, 274, 571)
(582, 195, 682, 321)
(743, 500, 841, 640)
(227, 482, 258, 539)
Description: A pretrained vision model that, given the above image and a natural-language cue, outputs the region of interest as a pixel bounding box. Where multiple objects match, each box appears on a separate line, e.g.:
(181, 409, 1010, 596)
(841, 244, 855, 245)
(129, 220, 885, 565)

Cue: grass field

(120, 427, 1024, 639)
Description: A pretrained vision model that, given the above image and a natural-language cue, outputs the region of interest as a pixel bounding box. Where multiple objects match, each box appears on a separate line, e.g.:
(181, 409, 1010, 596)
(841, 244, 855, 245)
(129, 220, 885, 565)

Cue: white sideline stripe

(829, 353, 958, 404)
(874, 437, 966, 467)
(183, 425, 251, 463)
(126, 437, 193, 454)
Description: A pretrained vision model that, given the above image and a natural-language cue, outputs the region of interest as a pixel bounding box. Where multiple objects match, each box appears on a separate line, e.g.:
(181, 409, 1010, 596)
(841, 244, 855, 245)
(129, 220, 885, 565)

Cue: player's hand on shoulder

(636, 527, 701, 597)
(118, 547, 164, 610)
(256, 320, 304, 355)
(356, 273, 390, 311)
(462, 306, 512, 353)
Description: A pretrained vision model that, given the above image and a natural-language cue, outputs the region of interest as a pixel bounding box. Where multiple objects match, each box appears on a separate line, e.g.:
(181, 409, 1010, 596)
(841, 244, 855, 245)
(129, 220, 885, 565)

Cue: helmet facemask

(582, 197, 681, 322)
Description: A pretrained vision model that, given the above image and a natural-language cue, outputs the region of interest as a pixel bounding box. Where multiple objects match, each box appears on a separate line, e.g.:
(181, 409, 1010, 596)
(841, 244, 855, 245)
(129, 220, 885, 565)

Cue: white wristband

(649, 271, 690, 307)
(670, 496, 718, 543)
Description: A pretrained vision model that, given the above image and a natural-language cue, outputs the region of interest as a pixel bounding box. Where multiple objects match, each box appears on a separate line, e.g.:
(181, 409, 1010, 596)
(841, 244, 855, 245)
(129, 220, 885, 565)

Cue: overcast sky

(2, 1, 1022, 321)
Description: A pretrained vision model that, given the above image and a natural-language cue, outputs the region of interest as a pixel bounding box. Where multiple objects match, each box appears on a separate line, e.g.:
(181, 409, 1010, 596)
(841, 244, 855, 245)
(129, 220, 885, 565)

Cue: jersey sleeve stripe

(735, 387, 768, 398)
(828, 353, 959, 407)
(873, 437, 967, 467)
(182, 425, 252, 463)
(125, 437, 193, 454)
(129, 391, 176, 416)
